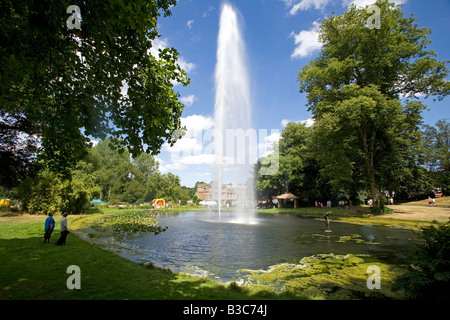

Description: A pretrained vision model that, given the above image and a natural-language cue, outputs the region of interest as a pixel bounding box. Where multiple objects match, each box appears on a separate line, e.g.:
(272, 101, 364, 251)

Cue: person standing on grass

(56, 213, 70, 245)
(44, 212, 55, 244)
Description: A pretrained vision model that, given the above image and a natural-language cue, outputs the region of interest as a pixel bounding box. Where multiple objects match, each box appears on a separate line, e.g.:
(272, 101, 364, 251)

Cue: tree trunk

(359, 125, 381, 208)
(368, 170, 381, 208)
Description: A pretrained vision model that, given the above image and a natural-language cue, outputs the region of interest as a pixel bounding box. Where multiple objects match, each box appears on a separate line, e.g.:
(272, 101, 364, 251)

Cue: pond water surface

(91, 211, 418, 283)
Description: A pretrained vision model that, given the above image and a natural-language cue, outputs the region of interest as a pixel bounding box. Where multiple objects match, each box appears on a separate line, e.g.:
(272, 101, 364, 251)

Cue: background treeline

(7, 139, 196, 215)
(254, 118, 449, 207)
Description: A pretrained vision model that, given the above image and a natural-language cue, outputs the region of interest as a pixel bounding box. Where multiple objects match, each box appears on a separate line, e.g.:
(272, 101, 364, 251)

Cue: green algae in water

(242, 254, 405, 300)
(293, 233, 380, 245)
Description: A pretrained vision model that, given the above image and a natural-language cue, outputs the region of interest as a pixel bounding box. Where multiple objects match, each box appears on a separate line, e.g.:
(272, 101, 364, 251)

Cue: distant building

(195, 183, 249, 207)
(195, 183, 212, 201)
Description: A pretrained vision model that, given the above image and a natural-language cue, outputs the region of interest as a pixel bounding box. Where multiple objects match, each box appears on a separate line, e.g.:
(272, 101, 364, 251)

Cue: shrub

(393, 224, 450, 299)
(15, 169, 99, 215)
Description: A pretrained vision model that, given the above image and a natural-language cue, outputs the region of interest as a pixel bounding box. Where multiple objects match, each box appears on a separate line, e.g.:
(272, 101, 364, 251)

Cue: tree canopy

(1, 0, 189, 176)
(254, 1, 449, 208)
(297, 0, 449, 207)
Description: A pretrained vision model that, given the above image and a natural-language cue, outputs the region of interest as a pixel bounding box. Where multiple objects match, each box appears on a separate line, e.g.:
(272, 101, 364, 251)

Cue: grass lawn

(0, 215, 290, 300)
(257, 198, 450, 230)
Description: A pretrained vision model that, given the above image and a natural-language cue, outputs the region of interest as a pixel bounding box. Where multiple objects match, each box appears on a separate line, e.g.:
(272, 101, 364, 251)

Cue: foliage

(145, 172, 189, 203)
(297, 0, 449, 207)
(1, 0, 189, 175)
(90, 139, 189, 204)
(0, 110, 39, 188)
(422, 119, 450, 194)
(15, 168, 99, 215)
(254, 116, 446, 205)
(393, 224, 450, 299)
(13, 138, 192, 213)
(255, 122, 344, 204)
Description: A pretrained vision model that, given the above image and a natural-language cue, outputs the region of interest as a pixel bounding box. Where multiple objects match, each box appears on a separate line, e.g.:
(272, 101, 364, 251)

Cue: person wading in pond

(44, 212, 56, 244)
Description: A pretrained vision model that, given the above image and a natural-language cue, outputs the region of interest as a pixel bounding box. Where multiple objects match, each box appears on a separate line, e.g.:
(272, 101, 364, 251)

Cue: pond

(90, 211, 418, 284)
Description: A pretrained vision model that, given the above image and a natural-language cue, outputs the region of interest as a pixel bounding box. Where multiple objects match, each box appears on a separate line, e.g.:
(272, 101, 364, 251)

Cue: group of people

(315, 199, 352, 209)
(44, 212, 70, 245)
(315, 200, 331, 209)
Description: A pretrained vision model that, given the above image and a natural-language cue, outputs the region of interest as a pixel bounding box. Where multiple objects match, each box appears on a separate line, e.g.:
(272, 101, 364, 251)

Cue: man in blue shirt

(44, 212, 56, 244)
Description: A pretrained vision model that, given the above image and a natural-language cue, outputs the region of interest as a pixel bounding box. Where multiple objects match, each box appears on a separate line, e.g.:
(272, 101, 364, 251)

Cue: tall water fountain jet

(214, 2, 255, 222)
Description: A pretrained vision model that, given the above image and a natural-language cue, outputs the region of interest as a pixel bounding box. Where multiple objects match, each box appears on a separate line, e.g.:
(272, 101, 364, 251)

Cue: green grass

(0, 216, 296, 300)
(256, 205, 443, 230)
(257, 205, 371, 217)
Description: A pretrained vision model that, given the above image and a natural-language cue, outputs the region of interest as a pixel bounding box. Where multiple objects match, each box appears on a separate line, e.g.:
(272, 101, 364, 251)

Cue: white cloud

(290, 21, 322, 59)
(182, 114, 215, 133)
(169, 136, 203, 154)
(180, 154, 216, 165)
(343, 0, 407, 7)
(281, 117, 315, 127)
(187, 20, 194, 29)
(178, 57, 196, 74)
(203, 6, 215, 18)
(161, 114, 282, 172)
(258, 131, 281, 158)
(149, 37, 196, 76)
(189, 171, 211, 177)
(149, 37, 169, 58)
(155, 156, 167, 172)
(163, 114, 214, 155)
(281, 119, 291, 127)
(284, 0, 332, 15)
(180, 95, 197, 107)
(164, 162, 189, 172)
(301, 118, 315, 127)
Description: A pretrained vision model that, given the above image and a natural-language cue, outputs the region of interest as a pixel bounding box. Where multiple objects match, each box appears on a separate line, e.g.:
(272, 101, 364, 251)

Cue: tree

(1, 0, 189, 175)
(143, 171, 187, 203)
(255, 122, 333, 205)
(16, 167, 99, 215)
(0, 110, 39, 189)
(91, 139, 160, 203)
(133, 152, 159, 178)
(93, 139, 130, 202)
(298, 0, 449, 208)
(422, 119, 450, 194)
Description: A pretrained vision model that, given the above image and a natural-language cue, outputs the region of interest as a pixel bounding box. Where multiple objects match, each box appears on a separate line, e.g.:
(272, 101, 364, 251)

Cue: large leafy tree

(1, 0, 189, 176)
(422, 119, 450, 194)
(255, 122, 333, 205)
(298, 0, 449, 208)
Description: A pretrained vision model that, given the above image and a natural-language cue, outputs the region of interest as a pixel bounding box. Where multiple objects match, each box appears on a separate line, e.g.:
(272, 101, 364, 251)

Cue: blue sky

(152, 0, 450, 187)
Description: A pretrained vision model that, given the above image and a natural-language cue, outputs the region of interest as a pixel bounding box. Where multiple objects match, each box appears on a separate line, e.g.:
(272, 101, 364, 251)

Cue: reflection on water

(89, 211, 418, 283)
